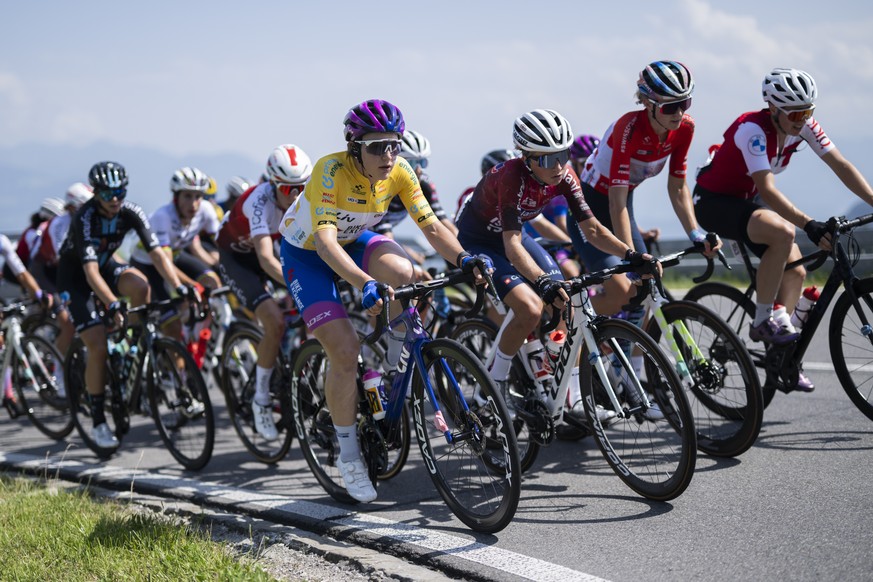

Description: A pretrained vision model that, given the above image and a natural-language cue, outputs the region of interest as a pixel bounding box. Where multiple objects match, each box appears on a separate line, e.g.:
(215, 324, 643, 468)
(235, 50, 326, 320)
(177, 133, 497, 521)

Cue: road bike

(1, 298, 70, 440)
(452, 261, 696, 501)
(65, 298, 215, 469)
(636, 240, 762, 457)
(291, 267, 521, 533)
(684, 213, 873, 419)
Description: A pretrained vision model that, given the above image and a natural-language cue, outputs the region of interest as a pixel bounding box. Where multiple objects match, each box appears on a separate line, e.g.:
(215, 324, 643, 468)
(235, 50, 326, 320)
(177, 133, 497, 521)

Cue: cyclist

(12, 198, 65, 272)
(217, 144, 312, 442)
(219, 176, 252, 214)
(203, 176, 225, 222)
(130, 167, 222, 341)
(455, 108, 655, 424)
(279, 99, 489, 503)
(693, 68, 873, 391)
(56, 161, 192, 449)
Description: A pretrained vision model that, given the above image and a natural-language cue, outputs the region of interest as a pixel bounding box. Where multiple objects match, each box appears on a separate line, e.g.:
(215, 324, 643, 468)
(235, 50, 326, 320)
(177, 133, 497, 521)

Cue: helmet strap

(523, 156, 548, 186)
(649, 103, 673, 135)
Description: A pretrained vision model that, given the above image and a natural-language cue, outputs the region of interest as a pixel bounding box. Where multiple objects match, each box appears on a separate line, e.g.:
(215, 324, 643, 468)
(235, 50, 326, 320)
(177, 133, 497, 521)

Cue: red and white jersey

(581, 109, 694, 195)
(695, 109, 834, 200)
(34, 214, 72, 265)
(216, 182, 283, 254)
(1, 233, 26, 277)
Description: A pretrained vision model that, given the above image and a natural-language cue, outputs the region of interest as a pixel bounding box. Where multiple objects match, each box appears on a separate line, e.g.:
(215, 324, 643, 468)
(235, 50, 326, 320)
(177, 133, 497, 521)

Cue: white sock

(489, 349, 514, 382)
(254, 365, 273, 406)
(335, 424, 361, 463)
(754, 303, 773, 327)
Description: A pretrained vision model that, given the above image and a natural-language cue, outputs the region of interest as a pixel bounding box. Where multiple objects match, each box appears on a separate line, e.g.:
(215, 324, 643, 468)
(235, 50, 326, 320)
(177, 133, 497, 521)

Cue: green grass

(0, 476, 275, 581)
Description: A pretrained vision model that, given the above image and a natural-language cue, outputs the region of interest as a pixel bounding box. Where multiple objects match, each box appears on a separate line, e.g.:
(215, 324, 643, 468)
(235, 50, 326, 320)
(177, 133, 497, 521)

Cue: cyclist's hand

(412, 264, 432, 282)
(625, 250, 662, 280)
(459, 252, 494, 286)
(34, 290, 53, 310)
(534, 274, 568, 307)
(690, 229, 723, 258)
(107, 300, 125, 329)
(804, 219, 832, 251)
(362, 280, 391, 315)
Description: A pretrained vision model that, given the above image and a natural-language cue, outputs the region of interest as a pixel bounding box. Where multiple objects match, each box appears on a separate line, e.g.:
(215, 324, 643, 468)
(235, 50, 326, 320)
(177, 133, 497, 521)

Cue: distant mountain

(0, 141, 262, 233)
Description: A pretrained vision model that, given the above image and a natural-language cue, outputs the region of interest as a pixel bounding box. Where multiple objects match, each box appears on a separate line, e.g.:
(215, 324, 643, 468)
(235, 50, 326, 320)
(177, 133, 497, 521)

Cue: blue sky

(2, 0, 872, 239)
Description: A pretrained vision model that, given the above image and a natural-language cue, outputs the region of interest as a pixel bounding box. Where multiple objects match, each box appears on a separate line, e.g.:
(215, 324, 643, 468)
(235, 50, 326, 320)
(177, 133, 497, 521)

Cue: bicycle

(684, 213, 873, 418)
(452, 261, 696, 501)
(0, 298, 71, 440)
(634, 238, 763, 457)
(290, 267, 521, 533)
(65, 298, 215, 469)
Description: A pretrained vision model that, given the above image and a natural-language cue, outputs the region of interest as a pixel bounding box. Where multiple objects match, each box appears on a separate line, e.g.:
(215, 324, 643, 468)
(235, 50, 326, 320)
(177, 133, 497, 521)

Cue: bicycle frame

(2, 308, 56, 399)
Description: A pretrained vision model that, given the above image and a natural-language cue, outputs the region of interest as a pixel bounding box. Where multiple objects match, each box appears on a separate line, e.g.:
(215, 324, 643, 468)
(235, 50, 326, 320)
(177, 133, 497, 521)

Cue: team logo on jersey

(748, 135, 767, 156)
(346, 197, 366, 204)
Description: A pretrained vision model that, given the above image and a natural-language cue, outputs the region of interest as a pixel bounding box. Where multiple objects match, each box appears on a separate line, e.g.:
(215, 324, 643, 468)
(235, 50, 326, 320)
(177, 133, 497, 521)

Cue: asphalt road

(2, 309, 872, 582)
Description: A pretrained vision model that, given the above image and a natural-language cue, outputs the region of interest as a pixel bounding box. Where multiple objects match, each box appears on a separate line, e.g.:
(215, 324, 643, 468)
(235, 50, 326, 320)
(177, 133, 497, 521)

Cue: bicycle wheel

(291, 338, 411, 503)
(646, 301, 763, 457)
(411, 338, 521, 534)
(64, 338, 122, 459)
(220, 326, 295, 464)
(450, 318, 540, 472)
(582, 318, 696, 501)
(21, 312, 61, 343)
(683, 283, 776, 407)
(829, 277, 873, 421)
(13, 333, 73, 440)
(148, 338, 215, 471)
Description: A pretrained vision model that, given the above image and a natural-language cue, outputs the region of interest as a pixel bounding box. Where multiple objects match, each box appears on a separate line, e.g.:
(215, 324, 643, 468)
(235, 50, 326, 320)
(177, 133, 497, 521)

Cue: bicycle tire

(21, 312, 61, 343)
(220, 326, 295, 464)
(64, 337, 121, 459)
(582, 318, 696, 501)
(411, 338, 521, 533)
(291, 338, 411, 503)
(683, 283, 776, 407)
(645, 301, 763, 457)
(829, 277, 873, 421)
(14, 333, 73, 440)
(148, 337, 215, 471)
(450, 318, 540, 472)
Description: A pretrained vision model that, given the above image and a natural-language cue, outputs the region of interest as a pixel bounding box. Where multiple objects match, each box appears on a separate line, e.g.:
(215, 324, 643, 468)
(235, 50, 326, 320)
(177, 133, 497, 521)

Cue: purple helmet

(570, 134, 600, 160)
(343, 99, 406, 142)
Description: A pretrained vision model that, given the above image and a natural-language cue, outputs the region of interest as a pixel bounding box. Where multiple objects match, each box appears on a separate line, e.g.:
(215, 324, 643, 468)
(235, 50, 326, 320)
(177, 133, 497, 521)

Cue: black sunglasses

(533, 149, 571, 169)
(656, 97, 692, 115)
(96, 187, 127, 201)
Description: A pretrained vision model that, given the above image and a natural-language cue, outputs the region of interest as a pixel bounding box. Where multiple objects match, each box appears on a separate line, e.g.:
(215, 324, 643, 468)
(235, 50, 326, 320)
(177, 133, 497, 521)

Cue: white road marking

(0, 452, 608, 582)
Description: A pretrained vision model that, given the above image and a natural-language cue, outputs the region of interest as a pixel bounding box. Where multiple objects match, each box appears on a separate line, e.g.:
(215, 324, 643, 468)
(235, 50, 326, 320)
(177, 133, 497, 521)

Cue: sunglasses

(275, 183, 305, 198)
(408, 158, 429, 169)
(778, 105, 815, 123)
(656, 97, 692, 115)
(358, 138, 403, 156)
(96, 187, 127, 201)
(533, 149, 571, 169)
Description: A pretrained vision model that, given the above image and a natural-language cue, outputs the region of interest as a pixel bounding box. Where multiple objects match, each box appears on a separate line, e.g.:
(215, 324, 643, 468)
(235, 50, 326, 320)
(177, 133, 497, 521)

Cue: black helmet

(88, 161, 129, 190)
(481, 149, 519, 175)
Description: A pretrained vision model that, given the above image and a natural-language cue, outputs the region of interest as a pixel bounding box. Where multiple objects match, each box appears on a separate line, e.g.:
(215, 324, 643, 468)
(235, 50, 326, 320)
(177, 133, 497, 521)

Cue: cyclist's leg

(776, 243, 807, 316)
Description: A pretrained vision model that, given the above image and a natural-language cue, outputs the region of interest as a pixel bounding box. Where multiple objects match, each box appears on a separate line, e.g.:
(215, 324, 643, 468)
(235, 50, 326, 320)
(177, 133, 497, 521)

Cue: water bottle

(544, 330, 566, 368)
(790, 286, 820, 329)
(772, 303, 795, 332)
(521, 335, 550, 381)
(362, 369, 387, 420)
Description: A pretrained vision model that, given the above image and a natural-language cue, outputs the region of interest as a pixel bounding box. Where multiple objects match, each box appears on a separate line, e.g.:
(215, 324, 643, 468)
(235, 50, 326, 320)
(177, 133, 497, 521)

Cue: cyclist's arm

(576, 216, 633, 259)
(503, 229, 548, 281)
(607, 184, 635, 249)
(147, 247, 184, 290)
(83, 261, 119, 307)
(313, 228, 372, 290)
(667, 175, 720, 255)
(419, 220, 469, 267)
(821, 147, 873, 207)
(752, 170, 813, 229)
(15, 269, 43, 301)
(187, 235, 219, 267)
(439, 217, 458, 236)
(252, 234, 284, 286)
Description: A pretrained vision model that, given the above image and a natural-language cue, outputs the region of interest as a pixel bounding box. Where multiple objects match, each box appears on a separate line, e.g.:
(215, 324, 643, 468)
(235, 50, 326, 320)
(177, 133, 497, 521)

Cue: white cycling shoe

(252, 401, 278, 441)
(91, 422, 119, 449)
(337, 457, 377, 502)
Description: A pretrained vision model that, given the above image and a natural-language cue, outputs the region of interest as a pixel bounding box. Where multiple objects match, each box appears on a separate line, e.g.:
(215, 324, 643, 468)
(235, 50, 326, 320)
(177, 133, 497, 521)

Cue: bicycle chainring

(523, 398, 555, 446)
(359, 419, 388, 481)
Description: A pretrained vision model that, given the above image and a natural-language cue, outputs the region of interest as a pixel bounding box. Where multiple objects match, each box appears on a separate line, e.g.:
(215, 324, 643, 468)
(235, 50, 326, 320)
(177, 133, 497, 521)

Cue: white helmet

(763, 68, 817, 109)
(65, 182, 93, 209)
(170, 166, 211, 194)
(266, 144, 313, 185)
(401, 130, 431, 160)
(512, 109, 574, 154)
(226, 176, 251, 199)
(39, 197, 66, 220)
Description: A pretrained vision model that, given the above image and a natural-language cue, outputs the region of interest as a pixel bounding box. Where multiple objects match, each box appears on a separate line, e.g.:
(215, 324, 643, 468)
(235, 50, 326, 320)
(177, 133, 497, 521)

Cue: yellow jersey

(280, 150, 437, 250)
